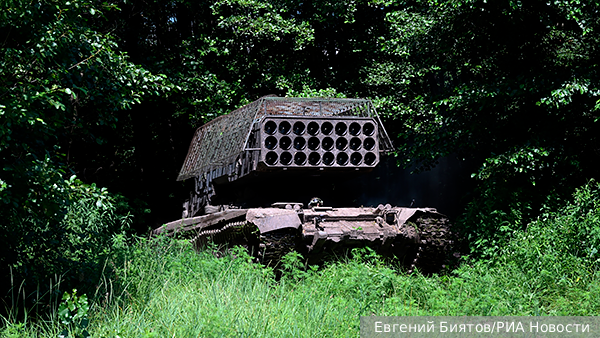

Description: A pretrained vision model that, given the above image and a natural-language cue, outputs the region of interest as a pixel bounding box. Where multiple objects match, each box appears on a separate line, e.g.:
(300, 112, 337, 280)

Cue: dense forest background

(1, 0, 599, 323)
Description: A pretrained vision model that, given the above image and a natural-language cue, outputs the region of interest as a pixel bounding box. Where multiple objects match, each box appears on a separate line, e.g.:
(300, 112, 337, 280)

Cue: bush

(0, 167, 132, 319)
(500, 180, 600, 291)
(458, 178, 536, 259)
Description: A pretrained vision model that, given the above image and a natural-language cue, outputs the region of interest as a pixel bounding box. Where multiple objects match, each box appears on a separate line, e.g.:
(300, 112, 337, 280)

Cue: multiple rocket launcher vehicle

(155, 96, 453, 272)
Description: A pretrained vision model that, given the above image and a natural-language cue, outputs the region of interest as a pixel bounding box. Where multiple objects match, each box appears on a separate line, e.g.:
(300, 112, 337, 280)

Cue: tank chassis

(154, 96, 454, 273)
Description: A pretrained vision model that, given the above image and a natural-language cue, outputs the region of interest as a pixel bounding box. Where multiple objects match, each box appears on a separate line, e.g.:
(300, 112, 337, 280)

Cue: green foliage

(458, 180, 533, 258)
(65, 178, 132, 264)
(58, 289, 90, 338)
(0, 321, 27, 338)
(111, 236, 274, 306)
(0, 0, 171, 232)
(350, 246, 381, 264)
(0, 173, 132, 320)
(210, 0, 314, 48)
(0, 0, 166, 318)
(375, 2, 599, 258)
(453, 180, 600, 312)
(280, 251, 317, 282)
(473, 146, 550, 183)
(500, 180, 600, 289)
(285, 86, 346, 99)
(389, 0, 600, 171)
(0, 0, 170, 156)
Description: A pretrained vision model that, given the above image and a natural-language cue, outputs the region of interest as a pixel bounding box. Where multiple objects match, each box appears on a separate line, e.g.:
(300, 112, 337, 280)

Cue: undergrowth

(3, 181, 600, 337)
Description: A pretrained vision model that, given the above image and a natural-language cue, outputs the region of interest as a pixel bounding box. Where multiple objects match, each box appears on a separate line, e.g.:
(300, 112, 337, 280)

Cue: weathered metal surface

(246, 208, 302, 233)
(177, 96, 396, 219)
(302, 206, 416, 250)
(162, 204, 454, 272)
(270, 202, 303, 210)
(259, 116, 382, 168)
(299, 206, 453, 272)
(176, 99, 262, 182)
(262, 97, 372, 117)
(176, 96, 393, 181)
(154, 209, 248, 236)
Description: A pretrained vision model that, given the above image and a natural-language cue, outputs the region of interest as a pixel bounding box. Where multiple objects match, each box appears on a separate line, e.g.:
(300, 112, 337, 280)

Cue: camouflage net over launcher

(176, 96, 393, 181)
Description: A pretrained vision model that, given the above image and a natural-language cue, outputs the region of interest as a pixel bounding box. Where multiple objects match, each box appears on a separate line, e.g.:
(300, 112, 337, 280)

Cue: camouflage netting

(177, 96, 392, 181)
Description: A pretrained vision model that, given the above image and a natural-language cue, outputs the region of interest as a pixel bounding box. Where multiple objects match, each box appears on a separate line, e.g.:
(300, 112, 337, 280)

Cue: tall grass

(3, 181, 600, 337)
(90, 239, 364, 337)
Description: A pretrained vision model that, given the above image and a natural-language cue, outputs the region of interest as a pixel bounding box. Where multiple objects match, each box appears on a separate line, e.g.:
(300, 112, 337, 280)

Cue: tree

(0, 0, 168, 313)
(373, 0, 600, 256)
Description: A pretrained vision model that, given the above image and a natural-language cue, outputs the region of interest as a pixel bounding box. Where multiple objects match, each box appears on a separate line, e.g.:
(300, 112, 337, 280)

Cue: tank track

(190, 210, 455, 273)
(191, 220, 255, 250)
(258, 229, 299, 266)
(191, 220, 299, 266)
(405, 211, 455, 274)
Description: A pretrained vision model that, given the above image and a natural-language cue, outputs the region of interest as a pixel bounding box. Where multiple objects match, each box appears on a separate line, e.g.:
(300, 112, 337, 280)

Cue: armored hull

(155, 204, 453, 273)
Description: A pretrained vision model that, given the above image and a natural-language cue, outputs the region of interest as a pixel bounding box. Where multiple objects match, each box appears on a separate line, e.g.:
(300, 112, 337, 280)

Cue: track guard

(246, 208, 302, 233)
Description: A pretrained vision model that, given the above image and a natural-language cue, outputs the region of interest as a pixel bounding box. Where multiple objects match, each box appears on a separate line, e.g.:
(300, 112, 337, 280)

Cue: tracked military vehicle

(155, 96, 454, 273)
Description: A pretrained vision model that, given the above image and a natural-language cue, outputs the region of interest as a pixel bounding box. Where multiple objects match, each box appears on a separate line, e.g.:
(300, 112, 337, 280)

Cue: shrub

(500, 180, 600, 290)
(0, 170, 132, 319)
